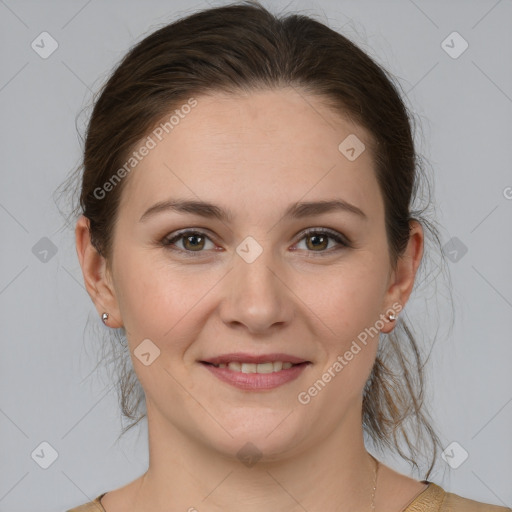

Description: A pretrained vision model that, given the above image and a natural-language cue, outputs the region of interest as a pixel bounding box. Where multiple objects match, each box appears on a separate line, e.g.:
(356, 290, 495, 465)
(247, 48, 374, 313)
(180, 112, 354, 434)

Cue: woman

(66, 2, 510, 511)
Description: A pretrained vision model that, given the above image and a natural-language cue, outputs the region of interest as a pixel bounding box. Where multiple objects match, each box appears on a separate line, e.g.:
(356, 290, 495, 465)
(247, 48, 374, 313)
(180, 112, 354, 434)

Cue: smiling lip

(201, 353, 309, 365)
(199, 353, 311, 391)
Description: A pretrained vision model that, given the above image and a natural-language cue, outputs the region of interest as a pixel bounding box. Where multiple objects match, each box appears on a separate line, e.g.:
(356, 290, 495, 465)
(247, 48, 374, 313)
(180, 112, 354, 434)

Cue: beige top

(66, 481, 511, 511)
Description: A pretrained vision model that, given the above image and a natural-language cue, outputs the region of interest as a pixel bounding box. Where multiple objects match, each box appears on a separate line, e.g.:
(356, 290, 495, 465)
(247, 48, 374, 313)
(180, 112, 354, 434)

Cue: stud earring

(102, 312, 109, 324)
(387, 312, 397, 322)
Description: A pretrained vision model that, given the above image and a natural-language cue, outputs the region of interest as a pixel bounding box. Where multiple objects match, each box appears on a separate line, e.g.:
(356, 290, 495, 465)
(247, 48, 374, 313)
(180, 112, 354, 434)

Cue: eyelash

(160, 227, 350, 257)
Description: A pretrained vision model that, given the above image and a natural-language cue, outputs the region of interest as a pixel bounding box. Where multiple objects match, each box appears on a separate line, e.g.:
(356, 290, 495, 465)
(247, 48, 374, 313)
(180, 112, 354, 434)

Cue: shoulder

(442, 486, 511, 512)
(404, 482, 511, 512)
(66, 493, 106, 512)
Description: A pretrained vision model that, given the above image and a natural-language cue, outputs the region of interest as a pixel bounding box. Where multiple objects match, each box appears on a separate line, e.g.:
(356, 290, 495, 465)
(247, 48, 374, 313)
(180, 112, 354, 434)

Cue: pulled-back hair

(56, 0, 454, 480)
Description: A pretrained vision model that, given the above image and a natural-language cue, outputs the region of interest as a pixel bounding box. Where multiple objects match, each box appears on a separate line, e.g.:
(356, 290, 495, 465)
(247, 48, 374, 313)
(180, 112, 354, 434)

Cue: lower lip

(200, 362, 309, 390)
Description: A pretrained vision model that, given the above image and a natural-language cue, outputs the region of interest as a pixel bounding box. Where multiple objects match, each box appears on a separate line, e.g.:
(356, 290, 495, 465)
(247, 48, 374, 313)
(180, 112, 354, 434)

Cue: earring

(387, 312, 397, 322)
(102, 312, 109, 325)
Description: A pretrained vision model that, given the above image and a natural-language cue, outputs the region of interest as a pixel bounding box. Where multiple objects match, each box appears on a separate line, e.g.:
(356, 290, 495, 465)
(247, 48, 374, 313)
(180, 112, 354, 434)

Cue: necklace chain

(370, 454, 379, 511)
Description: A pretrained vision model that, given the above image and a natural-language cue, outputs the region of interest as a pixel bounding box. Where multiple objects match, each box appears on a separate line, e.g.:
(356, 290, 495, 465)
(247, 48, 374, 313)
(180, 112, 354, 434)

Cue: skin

(76, 88, 427, 511)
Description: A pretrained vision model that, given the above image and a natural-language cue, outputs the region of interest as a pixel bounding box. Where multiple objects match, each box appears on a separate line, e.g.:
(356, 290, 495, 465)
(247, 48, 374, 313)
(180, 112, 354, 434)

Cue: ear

(75, 215, 123, 328)
(380, 220, 424, 334)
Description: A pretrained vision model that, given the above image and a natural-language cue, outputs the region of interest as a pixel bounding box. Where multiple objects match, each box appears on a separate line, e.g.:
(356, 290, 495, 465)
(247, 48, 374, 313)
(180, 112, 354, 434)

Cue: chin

(201, 412, 309, 464)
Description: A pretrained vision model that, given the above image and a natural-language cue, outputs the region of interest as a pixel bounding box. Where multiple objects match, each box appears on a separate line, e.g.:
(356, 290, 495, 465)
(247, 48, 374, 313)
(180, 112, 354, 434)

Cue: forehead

(119, 88, 382, 223)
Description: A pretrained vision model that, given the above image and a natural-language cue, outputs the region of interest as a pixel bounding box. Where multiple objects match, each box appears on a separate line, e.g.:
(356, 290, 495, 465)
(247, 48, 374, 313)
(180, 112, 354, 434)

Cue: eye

(161, 229, 216, 255)
(293, 228, 349, 254)
(161, 227, 350, 257)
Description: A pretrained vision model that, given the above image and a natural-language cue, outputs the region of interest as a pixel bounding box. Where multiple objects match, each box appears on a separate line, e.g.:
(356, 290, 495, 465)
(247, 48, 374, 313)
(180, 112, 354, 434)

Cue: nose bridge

(221, 234, 291, 332)
(235, 233, 281, 299)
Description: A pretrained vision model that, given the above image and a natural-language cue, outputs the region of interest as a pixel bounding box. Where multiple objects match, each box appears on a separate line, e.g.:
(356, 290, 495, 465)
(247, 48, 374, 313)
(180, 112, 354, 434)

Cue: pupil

(186, 234, 203, 250)
(309, 234, 326, 250)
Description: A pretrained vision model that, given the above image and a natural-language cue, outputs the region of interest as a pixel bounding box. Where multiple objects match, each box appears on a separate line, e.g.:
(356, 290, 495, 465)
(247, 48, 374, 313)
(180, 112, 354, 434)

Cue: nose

(218, 244, 294, 335)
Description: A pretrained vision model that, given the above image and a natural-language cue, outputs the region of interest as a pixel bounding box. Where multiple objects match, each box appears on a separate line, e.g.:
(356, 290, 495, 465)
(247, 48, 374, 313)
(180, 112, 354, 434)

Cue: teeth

(273, 361, 283, 371)
(241, 363, 257, 373)
(255, 362, 273, 373)
(214, 361, 298, 373)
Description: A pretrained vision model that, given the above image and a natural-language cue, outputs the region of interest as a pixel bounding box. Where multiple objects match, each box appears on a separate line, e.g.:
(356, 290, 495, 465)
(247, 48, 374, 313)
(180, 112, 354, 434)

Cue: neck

(133, 400, 378, 512)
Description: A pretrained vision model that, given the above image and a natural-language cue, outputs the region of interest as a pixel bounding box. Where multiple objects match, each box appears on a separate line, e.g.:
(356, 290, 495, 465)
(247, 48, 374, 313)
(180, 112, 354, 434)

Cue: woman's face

(79, 88, 421, 459)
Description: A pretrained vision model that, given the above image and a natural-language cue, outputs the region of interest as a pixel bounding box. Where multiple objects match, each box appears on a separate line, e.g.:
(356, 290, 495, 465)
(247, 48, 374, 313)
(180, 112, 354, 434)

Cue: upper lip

(200, 353, 309, 365)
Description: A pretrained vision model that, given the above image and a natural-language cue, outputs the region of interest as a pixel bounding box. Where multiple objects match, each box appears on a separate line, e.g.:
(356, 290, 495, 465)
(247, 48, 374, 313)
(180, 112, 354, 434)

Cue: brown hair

(56, 0, 454, 480)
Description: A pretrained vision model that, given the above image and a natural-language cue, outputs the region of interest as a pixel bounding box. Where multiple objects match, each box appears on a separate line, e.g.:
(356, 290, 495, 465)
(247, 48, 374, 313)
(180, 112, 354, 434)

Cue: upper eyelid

(163, 227, 348, 249)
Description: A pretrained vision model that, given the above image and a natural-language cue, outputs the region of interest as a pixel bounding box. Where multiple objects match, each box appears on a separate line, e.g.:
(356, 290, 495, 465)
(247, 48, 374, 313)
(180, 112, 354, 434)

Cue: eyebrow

(139, 198, 368, 223)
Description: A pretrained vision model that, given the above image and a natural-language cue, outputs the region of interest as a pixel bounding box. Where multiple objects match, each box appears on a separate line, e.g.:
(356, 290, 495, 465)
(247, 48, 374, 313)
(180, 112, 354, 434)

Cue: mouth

(199, 353, 311, 390)
(201, 361, 308, 373)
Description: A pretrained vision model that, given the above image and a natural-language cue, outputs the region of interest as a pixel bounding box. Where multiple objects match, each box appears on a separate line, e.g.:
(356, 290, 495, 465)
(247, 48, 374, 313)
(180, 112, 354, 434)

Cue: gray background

(1, 0, 511, 511)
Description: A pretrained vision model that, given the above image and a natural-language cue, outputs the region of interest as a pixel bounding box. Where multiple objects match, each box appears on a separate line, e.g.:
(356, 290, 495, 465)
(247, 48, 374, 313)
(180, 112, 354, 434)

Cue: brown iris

(306, 233, 328, 251)
(182, 233, 205, 251)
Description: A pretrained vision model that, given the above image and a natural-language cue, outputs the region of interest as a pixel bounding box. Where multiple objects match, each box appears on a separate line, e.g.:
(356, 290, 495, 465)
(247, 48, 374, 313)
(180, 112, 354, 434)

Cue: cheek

(302, 259, 386, 404)
(302, 273, 383, 410)
(308, 258, 386, 343)
(113, 250, 218, 348)
(113, 241, 387, 363)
